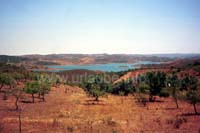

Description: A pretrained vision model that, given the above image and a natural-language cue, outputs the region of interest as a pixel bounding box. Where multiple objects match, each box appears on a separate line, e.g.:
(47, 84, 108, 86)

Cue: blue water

(47, 61, 161, 72)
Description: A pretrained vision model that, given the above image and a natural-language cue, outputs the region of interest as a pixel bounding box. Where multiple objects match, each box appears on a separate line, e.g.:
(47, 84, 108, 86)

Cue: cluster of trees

(82, 71, 200, 114)
(24, 75, 51, 103)
(1, 63, 199, 115)
(0, 71, 63, 110)
(82, 75, 135, 101)
(137, 71, 200, 114)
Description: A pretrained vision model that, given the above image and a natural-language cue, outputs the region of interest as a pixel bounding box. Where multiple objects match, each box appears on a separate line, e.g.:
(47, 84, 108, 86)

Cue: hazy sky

(0, 0, 200, 55)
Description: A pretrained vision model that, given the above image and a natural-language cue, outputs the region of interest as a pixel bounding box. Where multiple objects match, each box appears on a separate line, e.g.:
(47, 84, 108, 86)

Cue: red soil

(0, 85, 200, 133)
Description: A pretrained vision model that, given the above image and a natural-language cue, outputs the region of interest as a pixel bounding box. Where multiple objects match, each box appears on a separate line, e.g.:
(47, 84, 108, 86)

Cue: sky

(0, 0, 200, 55)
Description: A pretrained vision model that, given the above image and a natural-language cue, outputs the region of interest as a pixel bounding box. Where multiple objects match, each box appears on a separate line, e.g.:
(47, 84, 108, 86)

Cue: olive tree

(89, 84, 105, 101)
(0, 73, 15, 100)
(24, 82, 39, 103)
(186, 90, 200, 114)
(84, 76, 106, 101)
(183, 76, 200, 114)
(145, 71, 166, 102)
(167, 72, 181, 108)
(11, 87, 23, 110)
(0, 73, 15, 91)
(36, 74, 52, 101)
(38, 81, 51, 102)
(112, 79, 135, 96)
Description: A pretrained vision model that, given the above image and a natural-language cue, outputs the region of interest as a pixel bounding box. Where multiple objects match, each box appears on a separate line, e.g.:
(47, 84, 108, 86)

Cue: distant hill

(21, 54, 177, 65)
(1, 54, 200, 66)
(0, 55, 28, 63)
(145, 53, 200, 59)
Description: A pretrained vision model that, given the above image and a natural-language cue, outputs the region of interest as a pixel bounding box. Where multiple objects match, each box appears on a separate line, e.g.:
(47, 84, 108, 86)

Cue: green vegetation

(167, 72, 181, 108)
(11, 87, 23, 110)
(137, 71, 166, 102)
(0, 73, 15, 100)
(24, 82, 40, 103)
(83, 76, 107, 101)
(23, 74, 56, 103)
(0, 62, 200, 116)
(82, 75, 135, 101)
(88, 84, 106, 101)
(112, 79, 135, 96)
(0, 55, 27, 63)
(182, 76, 200, 114)
(0, 73, 15, 89)
(186, 90, 200, 114)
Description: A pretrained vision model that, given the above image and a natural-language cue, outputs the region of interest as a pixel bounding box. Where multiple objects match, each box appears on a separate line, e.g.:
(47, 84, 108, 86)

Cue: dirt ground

(0, 85, 200, 133)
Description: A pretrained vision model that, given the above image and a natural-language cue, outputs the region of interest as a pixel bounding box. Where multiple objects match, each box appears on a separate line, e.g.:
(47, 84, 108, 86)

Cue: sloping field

(0, 85, 200, 133)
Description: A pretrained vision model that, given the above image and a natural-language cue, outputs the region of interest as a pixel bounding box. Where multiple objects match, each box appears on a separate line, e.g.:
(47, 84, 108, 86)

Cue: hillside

(21, 54, 177, 65)
(1, 85, 200, 132)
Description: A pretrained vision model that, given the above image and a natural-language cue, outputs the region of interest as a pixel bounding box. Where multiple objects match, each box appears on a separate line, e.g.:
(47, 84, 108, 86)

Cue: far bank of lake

(47, 61, 162, 72)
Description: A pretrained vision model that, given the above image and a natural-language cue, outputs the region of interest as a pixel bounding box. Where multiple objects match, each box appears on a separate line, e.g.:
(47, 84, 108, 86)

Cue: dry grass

(0, 85, 200, 133)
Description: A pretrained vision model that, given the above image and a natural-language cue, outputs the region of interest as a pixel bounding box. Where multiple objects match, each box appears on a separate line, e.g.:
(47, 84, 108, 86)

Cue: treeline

(81, 71, 200, 114)
(0, 55, 28, 63)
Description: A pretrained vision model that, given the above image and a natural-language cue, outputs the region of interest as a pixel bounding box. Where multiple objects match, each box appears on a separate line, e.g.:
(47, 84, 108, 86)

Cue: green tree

(186, 90, 200, 114)
(183, 76, 200, 114)
(12, 72, 24, 85)
(0, 73, 15, 91)
(167, 72, 181, 108)
(89, 84, 105, 101)
(11, 87, 23, 110)
(84, 76, 106, 101)
(24, 82, 39, 103)
(112, 79, 135, 96)
(137, 82, 150, 106)
(0, 73, 15, 100)
(38, 81, 51, 102)
(145, 71, 166, 102)
(37, 74, 52, 101)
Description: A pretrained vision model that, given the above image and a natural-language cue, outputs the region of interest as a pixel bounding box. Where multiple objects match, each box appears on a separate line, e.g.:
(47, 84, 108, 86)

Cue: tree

(11, 87, 23, 110)
(145, 71, 166, 102)
(0, 73, 15, 100)
(137, 82, 150, 106)
(0, 74, 4, 91)
(112, 79, 135, 96)
(35, 74, 52, 101)
(181, 76, 199, 91)
(0, 73, 15, 91)
(183, 76, 200, 114)
(186, 90, 200, 114)
(38, 81, 51, 101)
(89, 84, 105, 101)
(84, 76, 106, 101)
(24, 82, 39, 103)
(167, 72, 181, 108)
(12, 72, 24, 85)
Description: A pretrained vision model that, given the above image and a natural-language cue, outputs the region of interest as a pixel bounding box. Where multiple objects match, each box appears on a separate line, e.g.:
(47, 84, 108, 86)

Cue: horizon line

(1, 52, 200, 56)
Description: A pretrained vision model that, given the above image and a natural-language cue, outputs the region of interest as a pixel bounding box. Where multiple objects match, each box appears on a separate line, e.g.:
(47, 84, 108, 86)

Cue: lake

(47, 61, 161, 72)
